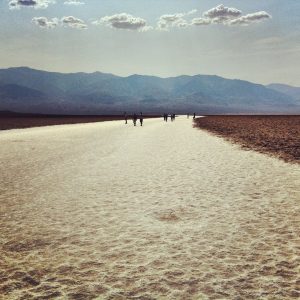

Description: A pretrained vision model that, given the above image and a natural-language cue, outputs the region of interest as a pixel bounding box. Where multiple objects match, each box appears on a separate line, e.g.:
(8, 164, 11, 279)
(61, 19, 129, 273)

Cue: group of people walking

(124, 112, 143, 126)
(124, 112, 196, 126)
(163, 113, 176, 122)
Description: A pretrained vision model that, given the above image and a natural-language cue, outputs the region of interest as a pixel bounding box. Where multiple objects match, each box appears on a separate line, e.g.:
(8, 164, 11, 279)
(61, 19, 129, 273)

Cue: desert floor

(194, 115, 300, 163)
(0, 117, 299, 299)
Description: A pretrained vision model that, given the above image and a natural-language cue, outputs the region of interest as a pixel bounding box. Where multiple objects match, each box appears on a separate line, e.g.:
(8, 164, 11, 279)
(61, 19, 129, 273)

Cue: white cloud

(229, 11, 272, 26)
(28, 4, 271, 33)
(31, 15, 87, 29)
(64, 0, 84, 5)
(32, 16, 58, 28)
(191, 18, 211, 26)
(94, 13, 149, 31)
(203, 4, 242, 22)
(190, 4, 271, 27)
(61, 16, 87, 29)
(139, 25, 153, 32)
(157, 10, 197, 31)
(157, 14, 187, 30)
(8, 0, 55, 10)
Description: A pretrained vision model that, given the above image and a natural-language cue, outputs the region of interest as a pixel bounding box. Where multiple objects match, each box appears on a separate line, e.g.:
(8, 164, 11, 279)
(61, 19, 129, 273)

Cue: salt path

(0, 116, 299, 299)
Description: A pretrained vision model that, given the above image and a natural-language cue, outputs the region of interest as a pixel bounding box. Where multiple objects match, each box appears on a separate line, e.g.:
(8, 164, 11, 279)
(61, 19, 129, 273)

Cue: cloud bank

(155, 4, 271, 30)
(26, 3, 271, 32)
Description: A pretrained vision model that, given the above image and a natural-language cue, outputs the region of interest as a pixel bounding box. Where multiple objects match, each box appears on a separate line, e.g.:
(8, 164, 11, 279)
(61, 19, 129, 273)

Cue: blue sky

(1, 0, 300, 85)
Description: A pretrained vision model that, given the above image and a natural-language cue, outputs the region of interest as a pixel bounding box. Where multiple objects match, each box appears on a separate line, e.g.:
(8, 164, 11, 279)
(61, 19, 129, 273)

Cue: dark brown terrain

(194, 115, 300, 163)
(0, 111, 158, 130)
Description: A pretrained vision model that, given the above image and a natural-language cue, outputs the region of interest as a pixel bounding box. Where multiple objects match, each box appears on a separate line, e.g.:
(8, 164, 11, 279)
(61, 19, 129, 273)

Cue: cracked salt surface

(0, 117, 299, 299)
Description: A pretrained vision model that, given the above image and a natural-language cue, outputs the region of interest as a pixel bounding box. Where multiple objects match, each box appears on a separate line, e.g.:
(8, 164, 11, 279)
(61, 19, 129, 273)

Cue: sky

(1, 0, 300, 86)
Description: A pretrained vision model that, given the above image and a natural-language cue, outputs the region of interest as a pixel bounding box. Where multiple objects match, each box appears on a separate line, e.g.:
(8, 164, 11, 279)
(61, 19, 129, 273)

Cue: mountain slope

(268, 84, 300, 102)
(0, 67, 299, 114)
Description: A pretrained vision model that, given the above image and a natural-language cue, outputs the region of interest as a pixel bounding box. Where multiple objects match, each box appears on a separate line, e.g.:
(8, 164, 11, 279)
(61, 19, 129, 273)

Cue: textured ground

(194, 115, 300, 163)
(0, 117, 299, 299)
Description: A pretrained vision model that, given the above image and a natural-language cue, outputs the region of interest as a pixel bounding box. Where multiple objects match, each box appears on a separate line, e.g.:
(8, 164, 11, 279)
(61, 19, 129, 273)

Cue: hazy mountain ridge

(0, 67, 299, 114)
(267, 84, 300, 101)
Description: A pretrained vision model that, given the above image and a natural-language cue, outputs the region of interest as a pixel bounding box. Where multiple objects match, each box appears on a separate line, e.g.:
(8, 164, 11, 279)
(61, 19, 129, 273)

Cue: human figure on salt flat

(133, 113, 138, 126)
(140, 112, 144, 126)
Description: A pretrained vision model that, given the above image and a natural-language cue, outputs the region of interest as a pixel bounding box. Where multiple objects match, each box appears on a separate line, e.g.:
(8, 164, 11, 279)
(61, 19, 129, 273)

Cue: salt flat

(0, 117, 299, 299)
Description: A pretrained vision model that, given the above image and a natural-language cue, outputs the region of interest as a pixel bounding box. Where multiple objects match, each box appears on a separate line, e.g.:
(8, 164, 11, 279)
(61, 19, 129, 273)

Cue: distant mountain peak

(0, 67, 299, 114)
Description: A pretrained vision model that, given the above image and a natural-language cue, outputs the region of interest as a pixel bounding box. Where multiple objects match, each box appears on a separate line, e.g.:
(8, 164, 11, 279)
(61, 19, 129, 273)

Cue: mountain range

(0, 67, 299, 114)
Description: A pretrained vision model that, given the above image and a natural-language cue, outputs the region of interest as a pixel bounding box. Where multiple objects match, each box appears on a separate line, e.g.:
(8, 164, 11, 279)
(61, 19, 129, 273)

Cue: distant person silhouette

(124, 112, 128, 124)
(140, 112, 143, 126)
(193, 113, 196, 119)
(166, 114, 168, 122)
(133, 113, 137, 126)
(187, 113, 189, 118)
